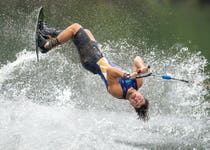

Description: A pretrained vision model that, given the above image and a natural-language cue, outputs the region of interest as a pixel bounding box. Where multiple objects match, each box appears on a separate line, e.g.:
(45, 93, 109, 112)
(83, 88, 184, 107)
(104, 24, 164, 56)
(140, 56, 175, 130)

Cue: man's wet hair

(134, 98, 149, 121)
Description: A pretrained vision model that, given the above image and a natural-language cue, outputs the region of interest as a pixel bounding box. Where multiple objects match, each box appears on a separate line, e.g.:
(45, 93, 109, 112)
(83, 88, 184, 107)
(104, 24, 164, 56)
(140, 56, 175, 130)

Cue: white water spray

(0, 41, 209, 149)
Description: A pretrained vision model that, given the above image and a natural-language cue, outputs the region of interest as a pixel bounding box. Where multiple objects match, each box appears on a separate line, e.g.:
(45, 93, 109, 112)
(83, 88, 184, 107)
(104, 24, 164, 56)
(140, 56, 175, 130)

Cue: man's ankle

(44, 38, 60, 50)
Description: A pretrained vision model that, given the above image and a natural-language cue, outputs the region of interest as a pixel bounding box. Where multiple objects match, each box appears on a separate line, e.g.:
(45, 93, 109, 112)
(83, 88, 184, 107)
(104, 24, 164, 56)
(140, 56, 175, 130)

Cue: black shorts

(72, 28, 103, 74)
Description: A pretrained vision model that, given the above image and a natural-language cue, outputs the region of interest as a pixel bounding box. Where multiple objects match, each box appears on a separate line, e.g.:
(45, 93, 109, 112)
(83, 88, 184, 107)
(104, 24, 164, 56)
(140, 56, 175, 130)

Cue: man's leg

(84, 29, 96, 41)
(56, 23, 82, 43)
(38, 23, 82, 53)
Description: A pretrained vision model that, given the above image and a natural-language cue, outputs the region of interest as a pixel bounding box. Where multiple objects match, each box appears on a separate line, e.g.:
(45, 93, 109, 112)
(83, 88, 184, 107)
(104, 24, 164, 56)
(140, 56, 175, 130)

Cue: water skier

(38, 23, 149, 120)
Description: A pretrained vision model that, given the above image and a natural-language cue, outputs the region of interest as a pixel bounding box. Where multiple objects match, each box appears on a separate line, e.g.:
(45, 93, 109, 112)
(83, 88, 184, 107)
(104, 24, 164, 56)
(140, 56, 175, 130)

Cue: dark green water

(0, 0, 210, 149)
(1, 0, 210, 63)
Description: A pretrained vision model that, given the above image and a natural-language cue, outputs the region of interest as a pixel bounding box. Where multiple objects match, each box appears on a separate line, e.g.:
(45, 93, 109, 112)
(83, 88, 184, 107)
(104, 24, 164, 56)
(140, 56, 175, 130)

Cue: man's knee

(70, 23, 82, 34)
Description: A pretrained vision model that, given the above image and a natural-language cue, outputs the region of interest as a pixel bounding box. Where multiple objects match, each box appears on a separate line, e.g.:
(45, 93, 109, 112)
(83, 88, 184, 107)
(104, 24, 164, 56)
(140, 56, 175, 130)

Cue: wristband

(123, 73, 131, 79)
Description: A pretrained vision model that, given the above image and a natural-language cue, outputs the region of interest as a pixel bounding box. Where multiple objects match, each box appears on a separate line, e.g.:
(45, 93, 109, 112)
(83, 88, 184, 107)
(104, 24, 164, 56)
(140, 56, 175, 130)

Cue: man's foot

(38, 33, 50, 53)
(38, 33, 60, 53)
(38, 21, 61, 38)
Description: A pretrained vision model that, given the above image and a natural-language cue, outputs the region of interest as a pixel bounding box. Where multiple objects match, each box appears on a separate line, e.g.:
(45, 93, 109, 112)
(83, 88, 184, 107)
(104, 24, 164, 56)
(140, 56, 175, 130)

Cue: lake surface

(0, 0, 210, 149)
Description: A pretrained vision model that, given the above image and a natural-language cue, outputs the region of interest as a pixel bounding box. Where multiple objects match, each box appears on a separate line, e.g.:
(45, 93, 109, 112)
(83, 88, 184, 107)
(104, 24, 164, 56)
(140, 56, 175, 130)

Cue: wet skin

(127, 88, 145, 108)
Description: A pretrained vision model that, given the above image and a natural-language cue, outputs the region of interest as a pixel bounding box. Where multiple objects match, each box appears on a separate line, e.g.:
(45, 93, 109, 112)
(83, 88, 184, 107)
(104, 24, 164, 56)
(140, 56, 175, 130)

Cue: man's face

(128, 91, 145, 108)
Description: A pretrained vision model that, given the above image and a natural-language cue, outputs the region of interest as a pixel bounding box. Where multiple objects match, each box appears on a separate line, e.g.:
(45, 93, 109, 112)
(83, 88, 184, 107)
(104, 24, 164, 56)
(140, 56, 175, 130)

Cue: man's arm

(106, 67, 125, 98)
(107, 67, 125, 81)
(107, 56, 148, 82)
(133, 56, 148, 74)
(107, 67, 138, 83)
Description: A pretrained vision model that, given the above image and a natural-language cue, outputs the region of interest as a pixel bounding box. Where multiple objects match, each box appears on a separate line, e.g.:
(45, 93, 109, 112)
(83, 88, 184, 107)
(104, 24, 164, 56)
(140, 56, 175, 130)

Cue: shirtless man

(38, 23, 149, 120)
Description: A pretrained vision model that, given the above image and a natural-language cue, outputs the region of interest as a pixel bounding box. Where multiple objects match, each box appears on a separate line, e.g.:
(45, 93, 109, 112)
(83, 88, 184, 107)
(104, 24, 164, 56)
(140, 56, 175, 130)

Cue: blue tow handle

(161, 75, 172, 80)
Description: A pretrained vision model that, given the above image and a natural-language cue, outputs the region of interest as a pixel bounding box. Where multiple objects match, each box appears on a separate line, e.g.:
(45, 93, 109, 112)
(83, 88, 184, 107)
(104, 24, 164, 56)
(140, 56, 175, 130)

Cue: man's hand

(130, 71, 138, 78)
(136, 66, 150, 74)
(133, 56, 150, 75)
